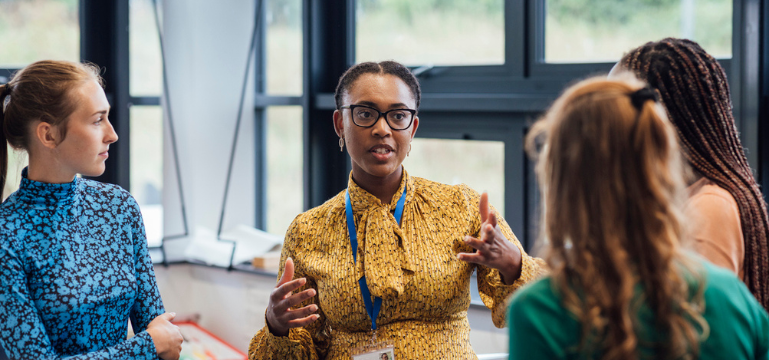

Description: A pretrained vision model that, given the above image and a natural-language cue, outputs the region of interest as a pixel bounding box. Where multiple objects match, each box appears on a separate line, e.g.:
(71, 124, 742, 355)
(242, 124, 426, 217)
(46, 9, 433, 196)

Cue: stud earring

(339, 137, 345, 152)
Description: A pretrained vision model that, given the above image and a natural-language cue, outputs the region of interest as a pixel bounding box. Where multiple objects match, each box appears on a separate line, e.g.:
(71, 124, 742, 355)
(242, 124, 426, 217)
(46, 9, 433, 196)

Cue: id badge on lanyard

(345, 187, 406, 360)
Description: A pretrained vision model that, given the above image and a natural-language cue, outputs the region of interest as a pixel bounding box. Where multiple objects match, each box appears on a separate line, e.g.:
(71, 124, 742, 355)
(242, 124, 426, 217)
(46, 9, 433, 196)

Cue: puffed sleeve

(248, 217, 329, 359)
(125, 195, 165, 356)
(0, 243, 159, 359)
(458, 185, 547, 327)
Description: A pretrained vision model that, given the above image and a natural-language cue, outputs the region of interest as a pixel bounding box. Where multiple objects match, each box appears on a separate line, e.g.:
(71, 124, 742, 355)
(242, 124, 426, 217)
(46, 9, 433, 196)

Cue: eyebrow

(91, 108, 110, 116)
(355, 101, 411, 110)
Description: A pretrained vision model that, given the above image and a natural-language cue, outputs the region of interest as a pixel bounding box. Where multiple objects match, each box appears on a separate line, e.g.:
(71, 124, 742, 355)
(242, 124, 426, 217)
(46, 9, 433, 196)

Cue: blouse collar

(346, 167, 415, 214)
(15, 167, 79, 207)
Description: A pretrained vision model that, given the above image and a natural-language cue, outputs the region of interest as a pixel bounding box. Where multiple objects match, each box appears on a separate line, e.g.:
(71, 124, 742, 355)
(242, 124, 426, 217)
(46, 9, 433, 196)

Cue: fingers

(486, 209, 498, 229)
(479, 192, 489, 223)
(277, 257, 295, 287)
(273, 287, 317, 314)
(286, 313, 321, 328)
(457, 250, 486, 264)
(271, 277, 308, 302)
(463, 235, 487, 252)
(152, 312, 176, 323)
(164, 312, 176, 321)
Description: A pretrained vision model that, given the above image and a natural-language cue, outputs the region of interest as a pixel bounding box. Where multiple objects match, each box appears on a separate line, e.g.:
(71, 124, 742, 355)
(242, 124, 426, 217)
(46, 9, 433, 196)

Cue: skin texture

(27, 80, 118, 183)
(333, 73, 420, 205)
(265, 73, 523, 336)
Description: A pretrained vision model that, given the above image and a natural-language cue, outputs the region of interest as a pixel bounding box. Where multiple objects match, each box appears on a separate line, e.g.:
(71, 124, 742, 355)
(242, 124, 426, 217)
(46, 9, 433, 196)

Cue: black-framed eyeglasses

(339, 104, 416, 130)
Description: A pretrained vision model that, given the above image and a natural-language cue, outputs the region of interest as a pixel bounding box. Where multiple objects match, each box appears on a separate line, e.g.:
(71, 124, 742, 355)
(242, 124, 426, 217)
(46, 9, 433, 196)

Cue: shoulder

(682, 256, 758, 314)
(78, 178, 138, 207)
(411, 176, 480, 207)
(0, 194, 29, 247)
(507, 277, 574, 338)
(508, 276, 558, 310)
(699, 259, 747, 298)
(285, 190, 345, 237)
(686, 182, 739, 217)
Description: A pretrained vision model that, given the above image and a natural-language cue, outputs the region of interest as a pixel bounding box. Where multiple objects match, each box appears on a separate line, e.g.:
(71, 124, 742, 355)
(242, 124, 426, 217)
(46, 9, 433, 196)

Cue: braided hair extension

(334, 61, 421, 111)
(620, 38, 769, 309)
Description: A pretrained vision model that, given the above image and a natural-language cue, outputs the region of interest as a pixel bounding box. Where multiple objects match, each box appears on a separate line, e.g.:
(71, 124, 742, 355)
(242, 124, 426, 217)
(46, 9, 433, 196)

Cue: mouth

(369, 144, 395, 160)
(99, 151, 109, 158)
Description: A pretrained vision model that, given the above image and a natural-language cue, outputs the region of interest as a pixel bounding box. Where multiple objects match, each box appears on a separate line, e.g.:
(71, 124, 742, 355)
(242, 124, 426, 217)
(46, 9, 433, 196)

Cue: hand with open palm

(265, 257, 320, 336)
(457, 192, 523, 285)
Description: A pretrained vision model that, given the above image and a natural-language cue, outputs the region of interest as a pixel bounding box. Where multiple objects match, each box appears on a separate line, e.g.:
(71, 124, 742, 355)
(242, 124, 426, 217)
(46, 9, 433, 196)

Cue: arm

(456, 186, 547, 327)
(248, 219, 328, 360)
(685, 192, 743, 276)
(0, 245, 158, 360)
(125, 196, 166, 358)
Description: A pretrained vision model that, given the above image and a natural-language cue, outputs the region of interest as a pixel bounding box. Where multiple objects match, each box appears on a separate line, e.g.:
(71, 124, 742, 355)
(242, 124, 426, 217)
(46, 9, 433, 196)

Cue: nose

(371, 113, 392, 137)
(105, 119, 119, 144)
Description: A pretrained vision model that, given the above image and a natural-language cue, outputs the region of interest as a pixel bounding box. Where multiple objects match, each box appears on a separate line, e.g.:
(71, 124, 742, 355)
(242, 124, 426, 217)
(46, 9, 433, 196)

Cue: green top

(507, 259, 769, 360)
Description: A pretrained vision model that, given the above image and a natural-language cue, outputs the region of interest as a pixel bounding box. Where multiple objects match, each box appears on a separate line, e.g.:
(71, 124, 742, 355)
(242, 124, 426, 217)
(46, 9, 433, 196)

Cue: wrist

(500, 251, 523, 285)
(266, 316, 289, 337)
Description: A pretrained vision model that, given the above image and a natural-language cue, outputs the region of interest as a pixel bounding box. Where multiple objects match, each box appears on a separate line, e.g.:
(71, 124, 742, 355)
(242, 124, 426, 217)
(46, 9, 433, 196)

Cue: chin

(79, 166, 106, 177)
(364, 164, 401, 179)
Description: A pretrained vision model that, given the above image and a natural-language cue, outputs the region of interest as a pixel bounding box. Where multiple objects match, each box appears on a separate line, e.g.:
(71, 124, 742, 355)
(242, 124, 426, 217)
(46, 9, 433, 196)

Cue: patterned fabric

(249, 169, 546, 359)
(0, 169, 164, 359)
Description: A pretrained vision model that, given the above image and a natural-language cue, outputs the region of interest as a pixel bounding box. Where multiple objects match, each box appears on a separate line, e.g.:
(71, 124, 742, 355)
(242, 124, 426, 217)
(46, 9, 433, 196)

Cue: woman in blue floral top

(0, 60, 182, 360)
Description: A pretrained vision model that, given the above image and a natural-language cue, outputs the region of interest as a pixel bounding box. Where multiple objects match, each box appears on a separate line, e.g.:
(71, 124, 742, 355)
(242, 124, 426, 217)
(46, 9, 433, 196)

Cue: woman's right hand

(265, 257, 320, 336)
(146, 312, 183, 360)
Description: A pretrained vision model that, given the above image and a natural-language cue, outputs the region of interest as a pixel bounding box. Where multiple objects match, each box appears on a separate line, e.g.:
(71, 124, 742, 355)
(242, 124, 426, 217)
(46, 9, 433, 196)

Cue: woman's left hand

(458, 192, 523, 285)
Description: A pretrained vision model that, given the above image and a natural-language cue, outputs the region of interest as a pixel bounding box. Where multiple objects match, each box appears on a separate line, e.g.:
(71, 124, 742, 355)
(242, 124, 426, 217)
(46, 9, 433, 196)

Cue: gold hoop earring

(339, 137, 345, 152)
(408, 143, 412, 156)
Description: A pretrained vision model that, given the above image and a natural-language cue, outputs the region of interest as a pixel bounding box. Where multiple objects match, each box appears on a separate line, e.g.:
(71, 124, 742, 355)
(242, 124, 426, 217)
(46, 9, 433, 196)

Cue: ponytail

(0, 83, 10, 199)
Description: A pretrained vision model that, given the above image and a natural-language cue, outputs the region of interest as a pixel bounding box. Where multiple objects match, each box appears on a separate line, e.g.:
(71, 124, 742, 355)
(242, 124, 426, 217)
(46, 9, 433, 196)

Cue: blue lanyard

(345, 185, 407, 331)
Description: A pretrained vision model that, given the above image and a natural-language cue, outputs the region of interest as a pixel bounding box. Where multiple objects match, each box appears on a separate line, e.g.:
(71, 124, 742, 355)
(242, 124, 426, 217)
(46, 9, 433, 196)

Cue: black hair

(334, 60, 421, 111)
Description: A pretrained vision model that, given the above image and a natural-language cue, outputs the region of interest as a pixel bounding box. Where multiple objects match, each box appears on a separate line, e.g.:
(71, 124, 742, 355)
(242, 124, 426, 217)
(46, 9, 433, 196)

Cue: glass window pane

(266, 106, 303, 235)
(265, 0, 302, 95)
(2, 146, 28, 201)
(545, 0, 732, 63)
(129, 0, 163, 96)
(402, 138, 505, 215)
(130, 106, 164, 247)
(355, 0, 504, 66)
(0, 0, 79, 67)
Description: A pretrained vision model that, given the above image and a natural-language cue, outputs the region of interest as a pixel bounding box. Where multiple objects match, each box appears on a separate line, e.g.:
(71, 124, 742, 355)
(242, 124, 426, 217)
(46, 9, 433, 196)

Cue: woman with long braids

(616, 38, 769, 309)
(508, 75, 769, 359)
(0, 60, 182, 359)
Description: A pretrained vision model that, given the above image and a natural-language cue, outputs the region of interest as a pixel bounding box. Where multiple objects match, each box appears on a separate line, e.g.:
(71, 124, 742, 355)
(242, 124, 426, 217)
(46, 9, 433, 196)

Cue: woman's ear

(333, 110, 344, 138)
(34, 121, 59, 149)
(410, 116, 419, 140)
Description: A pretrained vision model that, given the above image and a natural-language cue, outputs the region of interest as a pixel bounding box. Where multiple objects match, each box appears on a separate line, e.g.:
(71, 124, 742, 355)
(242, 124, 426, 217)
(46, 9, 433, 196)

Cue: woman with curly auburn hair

(507, 75, 769, 360)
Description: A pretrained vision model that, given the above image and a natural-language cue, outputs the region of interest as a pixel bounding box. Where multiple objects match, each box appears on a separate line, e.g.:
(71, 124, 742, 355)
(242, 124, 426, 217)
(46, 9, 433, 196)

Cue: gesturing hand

(457, 192, 523, 285)
(265, 257, 320, 336)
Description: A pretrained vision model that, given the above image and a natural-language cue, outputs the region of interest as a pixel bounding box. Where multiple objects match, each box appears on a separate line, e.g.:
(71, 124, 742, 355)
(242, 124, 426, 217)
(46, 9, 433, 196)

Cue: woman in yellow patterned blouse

(248, 61, 545, 359)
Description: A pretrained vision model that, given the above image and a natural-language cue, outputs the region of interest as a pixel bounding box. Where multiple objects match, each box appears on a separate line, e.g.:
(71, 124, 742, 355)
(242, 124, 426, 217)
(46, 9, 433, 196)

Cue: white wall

(154, 0, 508, 355)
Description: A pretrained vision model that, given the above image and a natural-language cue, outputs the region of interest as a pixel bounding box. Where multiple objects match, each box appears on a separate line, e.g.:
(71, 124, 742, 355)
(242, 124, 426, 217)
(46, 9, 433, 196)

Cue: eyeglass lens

(352, 106, 413, 129)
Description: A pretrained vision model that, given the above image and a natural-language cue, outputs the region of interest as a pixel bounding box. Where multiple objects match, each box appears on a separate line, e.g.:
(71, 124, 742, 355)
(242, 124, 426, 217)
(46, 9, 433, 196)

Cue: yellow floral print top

(248, 169, 545, 359)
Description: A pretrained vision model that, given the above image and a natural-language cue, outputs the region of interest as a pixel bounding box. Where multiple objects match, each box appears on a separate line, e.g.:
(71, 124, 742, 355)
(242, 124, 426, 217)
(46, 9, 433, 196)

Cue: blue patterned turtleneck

(0, 169, 164, 359)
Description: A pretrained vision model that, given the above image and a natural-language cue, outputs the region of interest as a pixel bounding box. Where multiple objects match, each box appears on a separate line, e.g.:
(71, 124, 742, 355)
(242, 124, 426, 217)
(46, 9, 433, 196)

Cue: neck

(687, 164, 704, 186)
(351, 166, 403, 205)
(27, 154, 76, 184)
